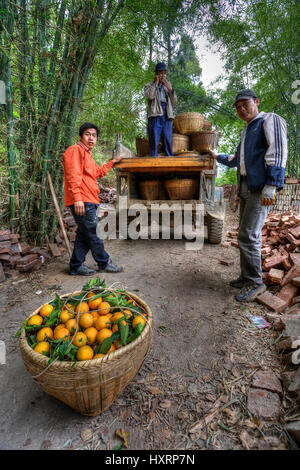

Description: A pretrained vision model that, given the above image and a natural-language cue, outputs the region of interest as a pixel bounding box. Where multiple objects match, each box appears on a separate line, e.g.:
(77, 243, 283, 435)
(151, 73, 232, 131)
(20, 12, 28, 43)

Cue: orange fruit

(54, 323, 67, 337)
(112, 319, 126, 332)
(111, 312, 125, 323)
(91, 311, 100, 327)
(88, 297, 102, 311)
(76, 345, 94, 361)
(95, 315, 111, 331)
(98, 301, 110, 315)
(36, 327, 53, 342)
(54, 327, 69, 341)
(27, 315, 43, 326)
(87, 291, 96, 299)
(75, 301, 89, 314)
(72, 332, 87, 347)
(79, 313, 94, 329)
(65, 318, 78, 334)
(127, 299, 137, 307)
(93, 353, 105, 359)
(34, 341, 50, 355)
(84, 327, 98, 345)
(96, 328, 113, 344)
(39, 304, 54, 318)
(123, 309, 133, 319)
(60, 310, 74, 323)
(132, 316, 146, 329)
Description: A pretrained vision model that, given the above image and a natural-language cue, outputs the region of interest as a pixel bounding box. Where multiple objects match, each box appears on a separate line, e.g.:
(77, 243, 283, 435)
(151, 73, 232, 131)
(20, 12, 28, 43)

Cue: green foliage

(207, 0, 300, 176)
(216, 167, 237, 187)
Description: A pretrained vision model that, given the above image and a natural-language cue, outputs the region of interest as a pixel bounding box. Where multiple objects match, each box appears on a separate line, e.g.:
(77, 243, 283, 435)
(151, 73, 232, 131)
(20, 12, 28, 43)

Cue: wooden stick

(47, 171, 72, 258)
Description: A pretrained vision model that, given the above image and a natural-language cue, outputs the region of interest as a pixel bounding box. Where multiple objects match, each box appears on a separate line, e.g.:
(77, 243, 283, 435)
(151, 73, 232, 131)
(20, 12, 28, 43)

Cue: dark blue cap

(233, 89, 258, 107)
(155, 62, 167, 72)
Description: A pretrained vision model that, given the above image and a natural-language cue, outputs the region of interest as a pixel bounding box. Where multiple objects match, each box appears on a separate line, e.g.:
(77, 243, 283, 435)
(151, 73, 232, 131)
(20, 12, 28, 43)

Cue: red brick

(292, 277, 300, 288)
(264, 255, 287, 271)
(0, 240, 12, 250)
(290, 253, 300, 266)
(247, 388, 281, 421)
(17, 258, 40, 272)
(287, 233, 300, 247)
(277, 283, 299, 306)
(231, 241, 239, 248)
(289, 225, 300, 239)
(48, 243, 61, 257)
(9, 233, 20, 243)
(0, 254, 11, 262)
(257, 291, 288, 313)
(268, 268, 284, 284)
(221, 241, 230, 248)
(19, 242, 32, 255)
(282, 257, 292, 271)
(281, 265, 300, 286)
(252, 370, 283, 397)
(16, 254, 38, 267)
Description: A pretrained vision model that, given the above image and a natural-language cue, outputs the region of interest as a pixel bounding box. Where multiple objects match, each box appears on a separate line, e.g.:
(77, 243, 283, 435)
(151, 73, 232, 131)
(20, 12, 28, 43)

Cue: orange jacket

(63, 143, 114, 206)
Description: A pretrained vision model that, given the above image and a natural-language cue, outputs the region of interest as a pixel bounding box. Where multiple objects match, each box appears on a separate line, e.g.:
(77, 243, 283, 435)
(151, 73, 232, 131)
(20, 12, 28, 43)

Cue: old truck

(113, 146, 225, 244)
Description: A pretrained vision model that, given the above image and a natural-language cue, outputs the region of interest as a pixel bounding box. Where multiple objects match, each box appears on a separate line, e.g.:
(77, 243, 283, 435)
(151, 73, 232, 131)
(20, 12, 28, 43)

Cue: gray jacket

(144, 82, 177, 119)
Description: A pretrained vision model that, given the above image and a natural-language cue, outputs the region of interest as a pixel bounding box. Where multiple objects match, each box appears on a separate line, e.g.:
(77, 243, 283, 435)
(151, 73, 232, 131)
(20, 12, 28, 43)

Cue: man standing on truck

(63, 122, 124, 275)
(209, 89, 287, 302)
(144, 62, 177, 157)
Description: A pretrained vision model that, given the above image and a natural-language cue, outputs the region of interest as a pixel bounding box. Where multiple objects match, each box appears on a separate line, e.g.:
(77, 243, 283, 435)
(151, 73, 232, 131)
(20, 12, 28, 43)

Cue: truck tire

(207, 216, 224, 244)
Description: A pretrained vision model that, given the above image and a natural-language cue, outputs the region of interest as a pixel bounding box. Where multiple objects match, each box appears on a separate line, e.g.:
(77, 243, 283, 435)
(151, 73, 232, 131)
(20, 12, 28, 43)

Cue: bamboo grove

(0, 0, 126, 243)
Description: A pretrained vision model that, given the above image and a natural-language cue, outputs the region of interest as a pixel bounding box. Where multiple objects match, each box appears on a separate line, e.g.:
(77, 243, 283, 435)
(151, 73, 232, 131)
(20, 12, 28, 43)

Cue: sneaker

(229, 277, 244, 288)
(98, 259, 123, 273)
(235, 283, 267, 302)
(70, 264, 95, 276)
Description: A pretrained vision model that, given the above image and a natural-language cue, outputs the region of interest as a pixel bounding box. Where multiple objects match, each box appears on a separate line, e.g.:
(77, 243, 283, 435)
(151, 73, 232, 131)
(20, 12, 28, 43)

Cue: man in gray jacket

(144, 62, 177, 157)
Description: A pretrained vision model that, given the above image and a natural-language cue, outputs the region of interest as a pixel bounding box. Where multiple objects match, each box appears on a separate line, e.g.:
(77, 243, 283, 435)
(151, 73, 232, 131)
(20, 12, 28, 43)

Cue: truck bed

(114, 155, 215, 173)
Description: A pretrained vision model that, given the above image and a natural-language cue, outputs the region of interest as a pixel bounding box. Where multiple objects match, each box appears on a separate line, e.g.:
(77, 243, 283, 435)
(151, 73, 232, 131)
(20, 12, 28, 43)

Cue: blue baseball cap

(233, 89, 258, 107)
(155, 62, 167, 72)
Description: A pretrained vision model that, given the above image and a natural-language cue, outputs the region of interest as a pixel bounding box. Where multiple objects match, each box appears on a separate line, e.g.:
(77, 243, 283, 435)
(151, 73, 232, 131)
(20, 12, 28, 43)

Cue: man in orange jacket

(63, 122, 123, 275)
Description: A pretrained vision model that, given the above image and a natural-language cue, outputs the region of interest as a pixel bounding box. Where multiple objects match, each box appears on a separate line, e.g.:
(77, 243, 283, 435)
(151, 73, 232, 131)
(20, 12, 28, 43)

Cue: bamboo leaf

(119, 321, 129, 346)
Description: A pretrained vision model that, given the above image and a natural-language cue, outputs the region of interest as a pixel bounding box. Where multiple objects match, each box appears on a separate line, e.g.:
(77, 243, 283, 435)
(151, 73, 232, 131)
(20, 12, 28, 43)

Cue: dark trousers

(69, 203, 109, 270)
(148, 102, 173, 157)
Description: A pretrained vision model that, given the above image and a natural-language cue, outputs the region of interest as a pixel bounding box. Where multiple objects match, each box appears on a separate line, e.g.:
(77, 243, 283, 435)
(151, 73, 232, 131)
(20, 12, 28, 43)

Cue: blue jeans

(147, 102, 173, 157)
(238, 178, 269, 285)
(69, 203, 109, 270)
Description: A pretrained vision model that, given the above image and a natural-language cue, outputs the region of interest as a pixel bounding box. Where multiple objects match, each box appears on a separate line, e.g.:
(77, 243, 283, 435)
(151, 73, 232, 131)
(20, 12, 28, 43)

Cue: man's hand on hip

(74, 201, 85, 216)
(261, 185, 276, 206)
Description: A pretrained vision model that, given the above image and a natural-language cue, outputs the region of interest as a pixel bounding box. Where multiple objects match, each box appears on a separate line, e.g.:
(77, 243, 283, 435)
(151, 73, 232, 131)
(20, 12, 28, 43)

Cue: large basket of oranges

(18, 278, 153, 416)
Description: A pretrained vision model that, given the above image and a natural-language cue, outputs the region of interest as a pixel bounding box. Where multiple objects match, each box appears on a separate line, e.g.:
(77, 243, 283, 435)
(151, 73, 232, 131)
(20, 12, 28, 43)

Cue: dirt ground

(0, 204, 298, 451)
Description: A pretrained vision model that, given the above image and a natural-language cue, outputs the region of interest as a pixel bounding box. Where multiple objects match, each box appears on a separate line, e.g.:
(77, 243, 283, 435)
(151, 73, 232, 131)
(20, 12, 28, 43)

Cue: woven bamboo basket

(191, 131, 215, 154)
(173, 112, 204, 135)
(164, 178, 198, 200)
(136, 137, 162, 156)
(172, 133, 190, 155)
(19, 291, 153, 416)
(138, 180, 160, 200)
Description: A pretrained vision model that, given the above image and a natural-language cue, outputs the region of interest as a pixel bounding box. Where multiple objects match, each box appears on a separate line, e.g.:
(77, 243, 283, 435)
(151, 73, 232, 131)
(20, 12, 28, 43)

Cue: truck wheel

(207, 216, 224, 244)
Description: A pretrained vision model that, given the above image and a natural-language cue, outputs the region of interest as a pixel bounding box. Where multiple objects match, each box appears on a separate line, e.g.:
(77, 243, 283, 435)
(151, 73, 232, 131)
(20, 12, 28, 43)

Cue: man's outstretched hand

(207, 149, 218, 159)
(112, 154, 124, 164)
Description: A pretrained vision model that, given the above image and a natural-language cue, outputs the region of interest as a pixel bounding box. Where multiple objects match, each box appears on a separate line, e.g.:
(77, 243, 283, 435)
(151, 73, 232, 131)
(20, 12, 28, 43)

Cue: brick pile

(0, 231, 51, 281)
